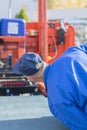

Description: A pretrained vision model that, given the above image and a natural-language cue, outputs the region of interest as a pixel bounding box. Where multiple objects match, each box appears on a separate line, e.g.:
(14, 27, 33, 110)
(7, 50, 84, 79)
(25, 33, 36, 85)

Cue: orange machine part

(26, 21, 75, 63)
(0, 21, 75, 66)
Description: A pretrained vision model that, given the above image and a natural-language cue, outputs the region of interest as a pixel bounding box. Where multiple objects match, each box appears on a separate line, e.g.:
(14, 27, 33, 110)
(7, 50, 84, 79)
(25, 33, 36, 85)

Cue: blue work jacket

(44, 43, 87, 130)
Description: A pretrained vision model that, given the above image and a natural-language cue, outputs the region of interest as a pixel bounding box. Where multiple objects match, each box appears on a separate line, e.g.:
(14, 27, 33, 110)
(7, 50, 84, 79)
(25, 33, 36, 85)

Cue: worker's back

(44, 43, 87, 130)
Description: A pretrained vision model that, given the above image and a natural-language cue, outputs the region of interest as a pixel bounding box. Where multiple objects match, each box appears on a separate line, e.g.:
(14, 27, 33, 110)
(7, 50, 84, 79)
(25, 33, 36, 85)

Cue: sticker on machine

(8, 22, 18, 34)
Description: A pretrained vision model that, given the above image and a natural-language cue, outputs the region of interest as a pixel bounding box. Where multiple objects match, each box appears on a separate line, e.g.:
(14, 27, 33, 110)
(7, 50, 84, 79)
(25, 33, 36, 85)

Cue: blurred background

(1, 0, 87, 45)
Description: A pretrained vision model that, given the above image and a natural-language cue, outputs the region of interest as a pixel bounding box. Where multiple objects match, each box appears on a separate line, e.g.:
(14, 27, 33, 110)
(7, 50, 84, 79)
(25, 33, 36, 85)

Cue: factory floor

(0, 95, 69, 130)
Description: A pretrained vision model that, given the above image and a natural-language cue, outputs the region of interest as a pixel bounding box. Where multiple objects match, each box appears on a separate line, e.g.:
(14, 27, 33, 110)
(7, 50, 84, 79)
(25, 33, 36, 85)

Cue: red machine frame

(0, 0, 75, 95)
(0, 0, 75, 65)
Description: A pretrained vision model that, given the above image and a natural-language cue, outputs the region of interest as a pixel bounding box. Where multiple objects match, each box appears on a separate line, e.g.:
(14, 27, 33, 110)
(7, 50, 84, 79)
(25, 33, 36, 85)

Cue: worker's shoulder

(67, 43, 87, 53)
(50, 44, 87, 67)
(62, 44, 87, 57)
(54, 45, 86, 63)
(58, 46, 79, 59)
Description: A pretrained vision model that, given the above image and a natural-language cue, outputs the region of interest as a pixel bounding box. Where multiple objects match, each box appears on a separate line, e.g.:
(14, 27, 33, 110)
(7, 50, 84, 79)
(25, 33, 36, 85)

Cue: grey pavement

(0, 95, 70, 130)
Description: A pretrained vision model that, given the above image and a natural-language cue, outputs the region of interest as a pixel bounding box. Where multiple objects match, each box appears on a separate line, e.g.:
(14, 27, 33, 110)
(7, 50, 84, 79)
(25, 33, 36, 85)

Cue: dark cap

(13, 52, 44, 76)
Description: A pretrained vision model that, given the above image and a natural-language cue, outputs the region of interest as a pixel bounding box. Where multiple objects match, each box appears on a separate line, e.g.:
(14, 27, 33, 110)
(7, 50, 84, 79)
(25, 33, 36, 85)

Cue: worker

(13, 43, 87, 130)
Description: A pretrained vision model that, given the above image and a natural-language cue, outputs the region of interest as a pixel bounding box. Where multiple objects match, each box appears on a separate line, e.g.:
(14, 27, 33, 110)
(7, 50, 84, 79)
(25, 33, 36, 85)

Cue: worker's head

(13, 52, 47, 82)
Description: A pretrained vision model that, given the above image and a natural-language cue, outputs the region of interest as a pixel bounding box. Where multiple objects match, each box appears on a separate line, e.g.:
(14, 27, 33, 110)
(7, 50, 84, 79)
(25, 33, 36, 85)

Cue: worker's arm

(36, 82, 47, 97)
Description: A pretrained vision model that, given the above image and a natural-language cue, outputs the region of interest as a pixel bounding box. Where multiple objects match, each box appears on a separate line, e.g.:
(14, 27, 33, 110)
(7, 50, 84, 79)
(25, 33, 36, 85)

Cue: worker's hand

(36, 82, 47, 97)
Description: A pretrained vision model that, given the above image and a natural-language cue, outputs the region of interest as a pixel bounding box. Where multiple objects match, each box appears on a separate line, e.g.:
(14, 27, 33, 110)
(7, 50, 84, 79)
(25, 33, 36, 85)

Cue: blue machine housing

(0, 18, 26, 36)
